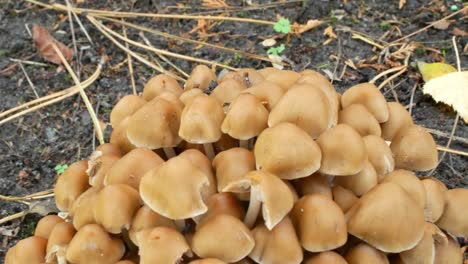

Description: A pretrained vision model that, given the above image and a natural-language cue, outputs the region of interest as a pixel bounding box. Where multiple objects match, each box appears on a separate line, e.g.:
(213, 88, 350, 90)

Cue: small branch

(18, 62, 39, 98)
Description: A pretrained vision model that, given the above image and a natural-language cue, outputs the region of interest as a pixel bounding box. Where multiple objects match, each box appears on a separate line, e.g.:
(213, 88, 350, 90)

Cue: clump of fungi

(6, 65, 468, 264)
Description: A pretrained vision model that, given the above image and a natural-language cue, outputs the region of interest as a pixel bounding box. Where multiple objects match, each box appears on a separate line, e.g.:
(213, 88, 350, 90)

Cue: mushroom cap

(104, 147, 164, 189)
(338, 104, 381, 136)
(5, 236, 47, 264)
(34, 214, 64, 239)
(91, 143, 123, 158)
(54, 160, 89, 211)
(69, 186, 99, 230)
(219, 68, 264, 87)
(192, 214, 255, 262)
(185, 65, 217, 91)
(341, 82, 389, 123)
(345, 182, 425, 253)
(242, 81, 285, 111)
(179, 94, 225, 143)
(246, 170, 295, 230)
(221, 93, 269, 140)
(212, 147, 255, 193)
(110, 117, 137, 154)
(334, 160, 378, 196)
(142, 74, 183, 100)
(268, 84, 332, 138)
(45, 222, 76, 263)
(110, 95, 146, 128)
(263, 69, 301, 90)
(345, 243, 389, 264)
(254, 122, 322, 180)
(137, 227, 190, 264)
(390, 125, 438, 171)
(332, 185, 359, 212)
(436, 188, 468, 237)
(65, 224, 125, 264)
(179, 88, 204, 105)
(198, 192, 245, 226)
(380, 102, 413, 140)
(362, 135, 394, 181)
(433, 235, 463, 264)
(291, 194, 347, 252)
(87, 153, 120, 189)
(129, 205, 176, 246)
(127, 95, 182, 149)
(93, 184, 141, 234)
(189, 259, 226, 264)
(399, 223, 436, 264)
(210, 79, 246, 104)
(294, 173, 332, 199)
(421, 177, 447, 223)
(140, 156, 212, 219)
(304, 251, 347, 264)
(249, 217, 303, 264)
(382, 169, 426, 209)
(316, 124, 367, 176)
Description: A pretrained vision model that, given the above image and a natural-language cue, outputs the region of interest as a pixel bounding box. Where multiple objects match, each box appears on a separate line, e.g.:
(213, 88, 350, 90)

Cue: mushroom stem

(239, 139, 249, 149)
(243, 189, 261, 228)
(203, 143, 215, 160)
(175, 219, 186, 232)
(163, 147, 176, 159)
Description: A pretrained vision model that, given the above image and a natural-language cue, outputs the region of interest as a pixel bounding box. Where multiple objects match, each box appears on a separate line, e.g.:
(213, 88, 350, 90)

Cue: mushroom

(5, 236, 47, 264)
(221, 93, 269, 148)
(390, 125, 438, 171)
(332, 185, 359, 212)
(421, 177, 447, 223)
(89, 143, 123, 158)
(192, 214, 255, 262)
(303, 251, 347, 264)
(242, 81, 285, 111)
(189, 259, 226, 264)
(433, 234, 463, 264)
(185, 65, 217, 91)
(34, 214, 64, 239)
(436, 188, 468, 237)
(344, 243, 389, 264)
(137, 227, 190, 264)
(65, 224, 125, 264)
(110, 95, 147, 128)
(362, 135, 394, 181)
(45, 222, 76, 264)
(249, 217, 303, 264)
(381, 169, 426, 209)
(54, 160, 89, 212)
(128, 205, 177, 246)
(210, 79, 246, 104)
(197, 192, 245, 226)
(294, 172, 332, 199)
(399, 223, 437, 264)
(380, 102, 413, 141)
(110, 117, 137, 154)
(291, 194, 347, 252)
(219, 68, 264, 87)
(345, 182, 425, 253)
(104, 147, 164, 189)
(179, 94, 225, 159)
(268, 84, 333, 138)
(316, 124, 367, 176)
(93, 184, 141, 234)
(340, 82, 389, 123)
(338, 104, 381, 136)
(334, 161, 378, 196)
(87, 154, 120, 189)
(69, 186, 99, 230)
(262, 69, 301, 90)
(142, 74, 183, 100)
(254, 123, 322, 180)
(179, 88, 204, 105)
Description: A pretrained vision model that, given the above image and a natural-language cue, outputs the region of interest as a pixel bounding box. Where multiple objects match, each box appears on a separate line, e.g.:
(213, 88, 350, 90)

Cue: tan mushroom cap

(334, 161, 378, 196)
(110, 95, 147, 128)
(257, 67, 281, 78)
(254, 123, 322, 180)
(242, 81, 285, 111)
(219, 68, 264, 87)
(90, 143, 123, 159)
(390, 125, 438, 171)
(157, 91, 184, 112)
(210, 79, 246, 104)
(434, 235, 463, 264)
(316, 124, 367, 176)
(45, 222, 76, 263)
(34, 214, 64, 239)
(436, 188, 468, 237)
(116, 261, 137, 264)
(189, 259, 226, 264)
(198, 192, 245, 226)
(263, 69, 301, 90)
(129, 205, 176, 246)
(126, 95, 182, 149)
(249, 217, 303, 264)
(345, 182, 425, 253)
(421, 177, 447, 223)
(137, 227, 190, 264)
(381, 101, 414, 140)
(93, 184, 141, 234)
(291, 194, 347, 252)
(192, 214, 255, 262)
(140, 155, 212, 219)
(332, 185, 359, 212)
(399, 223, 436, 264)
(104, 148, 164, 189)
(221, 93, 269, 140)
(142, 74, 183, 100)
(69, 186, 99, 230)
(212, 148, 255, 193)
(345, 243, 389, 264)
(179, 94, 225, 143)
(268, 84, 332, 138)
(338, 104, 381, 136)
(362, 135, 394, 181)
(304, 251, 347, 264)
(87, 154, 120, 189)
(185, 65, 217, 91)
(54, 160, 89, 211)
(341, 82, 389, 122)
(294, 173, 332, 199)
(110, 117, 137, 154)
(5, 236, 47, 264)
(382, 169, 426, 209)
(65, 224, 125, 264)
(180, 88, 204, 105)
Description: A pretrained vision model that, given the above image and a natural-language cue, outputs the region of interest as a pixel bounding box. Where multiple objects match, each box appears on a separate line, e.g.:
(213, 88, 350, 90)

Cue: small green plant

(54, 164, 68, 174)
(233, 53, 243, 64)
(267, 44, 286, 56)
(379, 21, 390, 30)
(273, 18, 291, 34)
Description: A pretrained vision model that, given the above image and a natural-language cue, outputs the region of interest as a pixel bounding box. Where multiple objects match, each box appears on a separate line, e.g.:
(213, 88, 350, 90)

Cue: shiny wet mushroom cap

(142, 74, 183, 100)
(5, 236, 47, 264)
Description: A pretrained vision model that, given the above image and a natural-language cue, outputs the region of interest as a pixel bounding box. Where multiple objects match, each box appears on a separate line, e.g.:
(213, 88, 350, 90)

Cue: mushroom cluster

(6, 65, 468, 264)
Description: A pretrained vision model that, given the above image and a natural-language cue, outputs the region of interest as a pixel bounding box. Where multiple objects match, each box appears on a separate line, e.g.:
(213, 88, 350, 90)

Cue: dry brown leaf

(452, 27, 468, 37)
(324, 26, 337, 39)
(399, 0, 406, 9)
(32, 25, 73, 65)
(292, 19, 324, 34)
(432, 20, 451, 30)
(202, 0, 228, 8)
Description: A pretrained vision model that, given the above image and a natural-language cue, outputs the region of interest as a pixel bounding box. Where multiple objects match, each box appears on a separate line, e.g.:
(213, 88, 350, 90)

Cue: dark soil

(0, 0, 466, 261)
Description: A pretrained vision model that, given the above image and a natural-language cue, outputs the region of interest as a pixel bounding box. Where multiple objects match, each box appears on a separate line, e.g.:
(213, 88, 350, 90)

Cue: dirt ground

(0, 0, 466, 261)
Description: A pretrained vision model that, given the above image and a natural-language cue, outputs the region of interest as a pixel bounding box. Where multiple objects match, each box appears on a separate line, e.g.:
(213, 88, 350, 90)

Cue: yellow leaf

(399, 0, 406, 9)
(324, 26, 337, 39)
(292, 20, 324, 34)
(417, 61, 457, 82)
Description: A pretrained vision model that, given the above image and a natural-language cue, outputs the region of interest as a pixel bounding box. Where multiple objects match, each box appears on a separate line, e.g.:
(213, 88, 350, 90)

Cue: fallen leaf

(323, 26, 337, 45)
(432, 20, 451, 30)
(261, 38, 277, 47)
(0, 226, 19, 237)
(202, 0, 228, 8)
(452, 27, 468, 37)
(292, 19, 324, 34)
(32, 25, 73, 65)
(423, 71, 468, 123)
(399, 0, 406, 9)
(417, 61, 457, 82)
